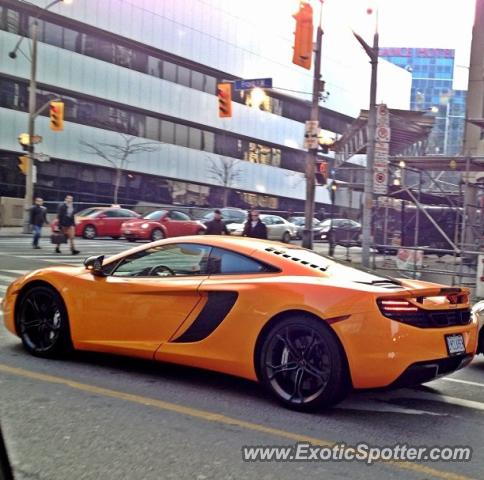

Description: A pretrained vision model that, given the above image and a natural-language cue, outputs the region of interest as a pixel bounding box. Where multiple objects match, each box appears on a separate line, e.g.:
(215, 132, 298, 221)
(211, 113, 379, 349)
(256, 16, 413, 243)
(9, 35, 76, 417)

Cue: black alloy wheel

(258, 317, 349, 410)
(17, 286, 72, 358)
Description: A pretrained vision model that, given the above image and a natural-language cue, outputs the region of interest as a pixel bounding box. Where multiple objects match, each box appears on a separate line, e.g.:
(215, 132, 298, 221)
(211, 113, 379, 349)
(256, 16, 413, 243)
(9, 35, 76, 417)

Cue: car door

(270, 216, 285, 240)
(71, 243, 212, 359)
(95, 209, 118, 236)
(171, 210, 195, 235)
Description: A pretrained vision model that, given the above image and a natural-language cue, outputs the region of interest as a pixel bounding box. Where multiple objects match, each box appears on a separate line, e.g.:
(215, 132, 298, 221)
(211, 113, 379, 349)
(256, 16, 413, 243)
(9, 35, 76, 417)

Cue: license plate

(445, 334, 465, 356)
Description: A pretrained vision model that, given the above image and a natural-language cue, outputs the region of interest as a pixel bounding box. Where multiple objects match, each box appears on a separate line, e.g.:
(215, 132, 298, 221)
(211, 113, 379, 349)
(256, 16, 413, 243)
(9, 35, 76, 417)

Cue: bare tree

(207, 156, 243, 207)
(81, 134, 160, 204)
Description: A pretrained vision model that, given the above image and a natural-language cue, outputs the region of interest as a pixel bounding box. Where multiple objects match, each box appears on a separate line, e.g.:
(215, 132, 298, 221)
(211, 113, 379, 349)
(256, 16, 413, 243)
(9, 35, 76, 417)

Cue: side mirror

(84, 255, 106, 276)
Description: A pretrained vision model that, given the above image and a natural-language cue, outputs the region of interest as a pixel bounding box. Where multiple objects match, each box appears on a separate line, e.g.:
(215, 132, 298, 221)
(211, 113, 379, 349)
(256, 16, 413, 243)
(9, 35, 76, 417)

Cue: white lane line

(402, 390, 484, 411)
(0, 275, 16, 284)
(337, 399, 446, 416)
(441, 377, 484, 388)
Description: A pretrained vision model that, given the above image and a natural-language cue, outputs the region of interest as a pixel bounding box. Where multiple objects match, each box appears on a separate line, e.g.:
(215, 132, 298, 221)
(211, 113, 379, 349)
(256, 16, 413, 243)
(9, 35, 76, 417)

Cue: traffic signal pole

(24, 20, 38, 233)
(302, 2, 323, 250)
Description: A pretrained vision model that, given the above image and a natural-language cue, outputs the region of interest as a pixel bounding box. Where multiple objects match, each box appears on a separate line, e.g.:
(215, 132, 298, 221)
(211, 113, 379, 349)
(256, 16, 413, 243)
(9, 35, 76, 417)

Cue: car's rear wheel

(17, 285, 72, 358)
(82, 224, 96, 240)
(282, 231, 291, 243)
(258, 316, 349, 410)
(151, 228, 164, 241)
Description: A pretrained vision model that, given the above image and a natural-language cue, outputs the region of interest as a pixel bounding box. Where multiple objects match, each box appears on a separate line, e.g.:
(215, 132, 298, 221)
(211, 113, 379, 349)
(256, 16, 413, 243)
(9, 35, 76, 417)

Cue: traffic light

(315, 161, 328, 185)
(49, 101, 64, 131)
(217, 83, 232, 118)
(18, 155, 29, 175)
(292, 2, 313, 70)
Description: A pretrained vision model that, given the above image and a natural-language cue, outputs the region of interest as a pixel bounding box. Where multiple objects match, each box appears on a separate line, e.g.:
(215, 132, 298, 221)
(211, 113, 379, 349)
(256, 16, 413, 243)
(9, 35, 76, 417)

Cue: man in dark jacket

(56, 194, 79, 254)
(29, 197, 49, 249)
(242, 209, 267, 239)
(204, 209, 230, 235)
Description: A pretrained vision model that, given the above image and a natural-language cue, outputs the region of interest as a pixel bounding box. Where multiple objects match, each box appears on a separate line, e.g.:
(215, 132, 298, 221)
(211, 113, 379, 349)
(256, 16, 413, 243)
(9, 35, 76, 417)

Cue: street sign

(234, 78, 273, 90)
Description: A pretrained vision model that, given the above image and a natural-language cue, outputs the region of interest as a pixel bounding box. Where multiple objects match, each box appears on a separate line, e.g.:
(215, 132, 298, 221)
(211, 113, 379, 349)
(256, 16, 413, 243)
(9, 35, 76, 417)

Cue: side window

(112, 243, 211, 277)
(118, 209, 137, 218)
(104, 210, 119, 218)
(272, 216, 284, 225)
(208, 247, 277, 275)
(262, 216, 272, 225)
(170, 211, 190, 221)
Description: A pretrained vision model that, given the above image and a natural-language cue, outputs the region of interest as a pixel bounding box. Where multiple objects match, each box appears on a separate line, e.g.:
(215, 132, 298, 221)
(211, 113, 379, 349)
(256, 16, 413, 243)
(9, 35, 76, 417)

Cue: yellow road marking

(0, 363, 476, 480)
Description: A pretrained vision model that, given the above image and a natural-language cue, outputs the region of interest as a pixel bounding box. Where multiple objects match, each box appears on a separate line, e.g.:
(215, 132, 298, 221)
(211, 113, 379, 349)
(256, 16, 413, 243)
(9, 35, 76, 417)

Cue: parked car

(320, 219, 362, 246)
(201, 207, 247, 225)
(227, 214, 297, 243)
(472, 300, 484, 354)
(51, 207, 140, 239)
(287, 216, 323, 239)
(121, 209, 206, 241)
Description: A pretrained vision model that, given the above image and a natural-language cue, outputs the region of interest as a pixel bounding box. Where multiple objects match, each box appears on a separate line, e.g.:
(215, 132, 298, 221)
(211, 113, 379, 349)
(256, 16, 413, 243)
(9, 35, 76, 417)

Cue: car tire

(151, 228, 164, 241)
(111, 236, 120, 240)
(127, 238, 136, 242)
(82, 224, 97, 240)
(16, 285, 72, 358)
(257, 316, 350, 411)
(282, 231, 291, 243)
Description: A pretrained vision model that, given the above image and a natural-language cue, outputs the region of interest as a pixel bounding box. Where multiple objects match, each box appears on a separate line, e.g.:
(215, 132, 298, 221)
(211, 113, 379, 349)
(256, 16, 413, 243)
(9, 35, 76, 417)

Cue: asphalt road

(0, 236, 482, 480)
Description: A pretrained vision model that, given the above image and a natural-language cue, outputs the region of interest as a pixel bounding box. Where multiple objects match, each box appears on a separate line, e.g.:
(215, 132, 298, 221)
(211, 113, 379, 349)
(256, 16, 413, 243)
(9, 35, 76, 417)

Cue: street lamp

(353, 8, 379, 268)
(8, 0, 72, 233)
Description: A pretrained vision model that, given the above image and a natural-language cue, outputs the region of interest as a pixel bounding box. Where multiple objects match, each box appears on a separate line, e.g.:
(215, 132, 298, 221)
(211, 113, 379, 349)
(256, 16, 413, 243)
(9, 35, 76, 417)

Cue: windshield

(143, 210, 166, 221)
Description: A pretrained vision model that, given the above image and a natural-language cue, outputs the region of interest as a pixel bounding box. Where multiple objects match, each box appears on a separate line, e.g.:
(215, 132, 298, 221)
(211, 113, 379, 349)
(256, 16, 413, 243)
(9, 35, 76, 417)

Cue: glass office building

(379, 47, 466, 155)
(0, 0, 410, 211)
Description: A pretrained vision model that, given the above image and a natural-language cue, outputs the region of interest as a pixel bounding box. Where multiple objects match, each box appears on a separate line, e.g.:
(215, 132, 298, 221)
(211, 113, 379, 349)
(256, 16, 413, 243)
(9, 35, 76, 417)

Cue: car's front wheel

(282, 231, 291, 243)
(258, 316, 349, 410)
(16, 285, 72, 358)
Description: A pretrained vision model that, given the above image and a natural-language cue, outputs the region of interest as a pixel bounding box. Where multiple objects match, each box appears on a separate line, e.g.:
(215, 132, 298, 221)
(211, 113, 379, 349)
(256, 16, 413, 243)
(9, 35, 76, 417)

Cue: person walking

(56, 194, 80, 254)
(204, 209, 230, 235)
(29, 197, 49, 249)
(242, 209, 267, 239)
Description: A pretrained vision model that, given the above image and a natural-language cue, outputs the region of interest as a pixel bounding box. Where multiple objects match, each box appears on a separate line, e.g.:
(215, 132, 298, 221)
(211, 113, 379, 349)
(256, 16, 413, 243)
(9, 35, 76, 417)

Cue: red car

(121, 209, 206, 241)
(51, 207, 140, 239)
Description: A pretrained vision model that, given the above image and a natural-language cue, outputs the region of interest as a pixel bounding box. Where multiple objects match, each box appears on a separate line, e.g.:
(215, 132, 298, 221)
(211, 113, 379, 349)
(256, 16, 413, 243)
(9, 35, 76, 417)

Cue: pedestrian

(29, 197, 49, 249)
(56, 194, 80, 255)
(204, 209, 230, 235)
(242, 209, 267, 239)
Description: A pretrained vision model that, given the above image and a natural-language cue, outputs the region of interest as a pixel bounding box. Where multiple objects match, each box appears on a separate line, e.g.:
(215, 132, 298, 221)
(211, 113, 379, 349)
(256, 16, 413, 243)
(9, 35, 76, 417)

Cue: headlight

(141, 223, 149, 229)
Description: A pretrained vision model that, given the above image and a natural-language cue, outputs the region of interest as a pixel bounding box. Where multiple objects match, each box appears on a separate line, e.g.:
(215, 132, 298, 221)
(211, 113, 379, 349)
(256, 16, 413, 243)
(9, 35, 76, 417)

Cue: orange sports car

(1, 236, 479, 411)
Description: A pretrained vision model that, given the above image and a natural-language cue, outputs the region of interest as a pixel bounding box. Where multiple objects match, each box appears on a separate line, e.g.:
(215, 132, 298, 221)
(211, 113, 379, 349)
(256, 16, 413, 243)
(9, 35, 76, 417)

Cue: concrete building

(0, 0, 410, 213)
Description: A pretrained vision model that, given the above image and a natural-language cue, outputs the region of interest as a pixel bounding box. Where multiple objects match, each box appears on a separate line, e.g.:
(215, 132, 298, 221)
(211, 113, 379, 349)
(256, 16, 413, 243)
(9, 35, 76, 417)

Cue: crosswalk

(0, 237, 132, 298)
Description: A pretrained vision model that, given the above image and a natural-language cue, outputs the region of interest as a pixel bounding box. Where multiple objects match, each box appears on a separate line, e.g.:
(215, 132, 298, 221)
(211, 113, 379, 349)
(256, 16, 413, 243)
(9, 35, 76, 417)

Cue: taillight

(379, 299, 418, 313)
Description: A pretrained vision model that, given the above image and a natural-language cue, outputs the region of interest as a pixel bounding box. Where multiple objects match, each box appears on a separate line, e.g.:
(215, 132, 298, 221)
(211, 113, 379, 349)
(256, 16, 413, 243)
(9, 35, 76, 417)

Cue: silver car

(227, 214, 297, 243)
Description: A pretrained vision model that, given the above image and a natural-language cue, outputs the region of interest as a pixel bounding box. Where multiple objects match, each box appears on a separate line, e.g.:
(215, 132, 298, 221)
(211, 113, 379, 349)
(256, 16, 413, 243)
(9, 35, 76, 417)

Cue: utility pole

(302, 1, 323, 250)
(24, 21, 39, 233)
(354, 25, 379, 267)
